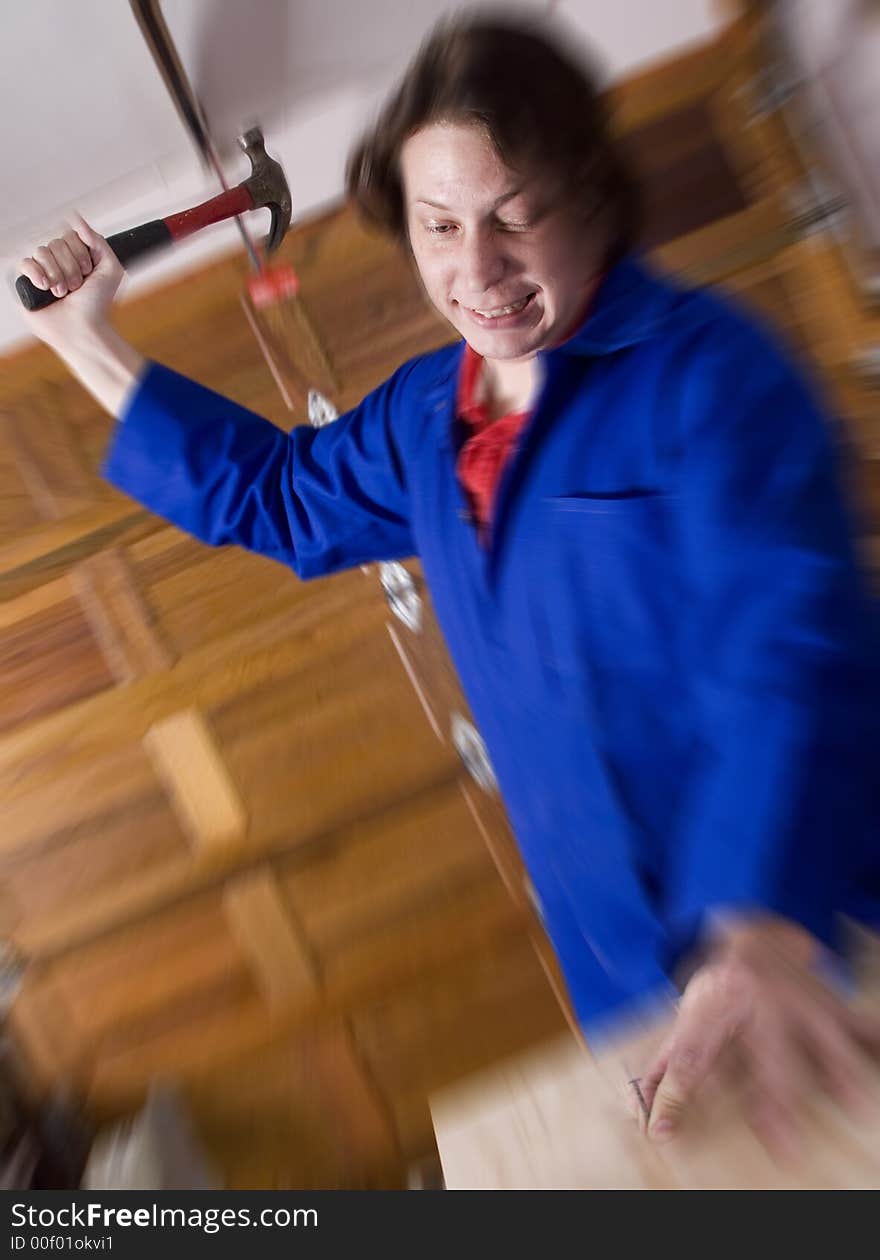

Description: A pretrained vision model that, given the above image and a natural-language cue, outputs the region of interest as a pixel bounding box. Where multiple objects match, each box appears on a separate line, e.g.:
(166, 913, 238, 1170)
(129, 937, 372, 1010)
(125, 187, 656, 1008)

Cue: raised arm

(19, 215, 146, 416)
(19, 218, 416, 577)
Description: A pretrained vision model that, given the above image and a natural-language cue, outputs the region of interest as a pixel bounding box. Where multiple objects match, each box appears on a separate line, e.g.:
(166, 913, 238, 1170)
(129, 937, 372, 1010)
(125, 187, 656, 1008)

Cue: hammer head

(239, 127, 291, 255)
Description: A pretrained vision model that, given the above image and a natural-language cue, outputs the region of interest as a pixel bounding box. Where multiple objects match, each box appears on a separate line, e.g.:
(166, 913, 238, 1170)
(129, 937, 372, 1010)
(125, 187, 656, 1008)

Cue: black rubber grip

(16, 218, 174, 310)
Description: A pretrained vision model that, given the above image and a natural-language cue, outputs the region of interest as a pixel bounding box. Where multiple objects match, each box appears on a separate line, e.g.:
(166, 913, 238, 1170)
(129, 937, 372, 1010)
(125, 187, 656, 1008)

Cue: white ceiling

(0, 0, 722, 351)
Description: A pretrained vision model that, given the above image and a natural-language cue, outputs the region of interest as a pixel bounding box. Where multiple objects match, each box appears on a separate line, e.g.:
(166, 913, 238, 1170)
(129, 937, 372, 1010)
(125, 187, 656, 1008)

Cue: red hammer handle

(16, 183, 261, 311)
(163, 185, 256, 241)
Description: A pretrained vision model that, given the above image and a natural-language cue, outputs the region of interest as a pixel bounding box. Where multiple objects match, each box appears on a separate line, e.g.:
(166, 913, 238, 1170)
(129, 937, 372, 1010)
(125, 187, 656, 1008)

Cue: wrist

(54, 324, 147, 419)
(707, 911, 818, 969)
(56, 322, 140, 371)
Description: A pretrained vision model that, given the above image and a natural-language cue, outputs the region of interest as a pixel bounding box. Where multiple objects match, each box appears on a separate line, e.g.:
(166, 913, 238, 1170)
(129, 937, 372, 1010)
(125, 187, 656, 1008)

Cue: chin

(450, 315, 543, 358)
(471, 328, 545, 361)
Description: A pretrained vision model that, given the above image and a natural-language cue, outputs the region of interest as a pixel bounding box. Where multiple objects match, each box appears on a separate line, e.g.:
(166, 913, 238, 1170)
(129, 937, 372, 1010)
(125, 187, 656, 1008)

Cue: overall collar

(557, 253, 676, 357)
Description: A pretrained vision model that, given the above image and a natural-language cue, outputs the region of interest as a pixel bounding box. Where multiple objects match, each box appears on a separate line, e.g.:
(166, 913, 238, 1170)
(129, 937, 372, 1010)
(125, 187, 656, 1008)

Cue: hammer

(16, 127, 291, 311)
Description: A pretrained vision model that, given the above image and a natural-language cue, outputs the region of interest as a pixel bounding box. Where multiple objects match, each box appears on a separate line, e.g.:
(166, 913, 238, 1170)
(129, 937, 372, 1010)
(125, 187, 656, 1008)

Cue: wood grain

(223, 870, 317, 1011)
(143, 710, 248, 851)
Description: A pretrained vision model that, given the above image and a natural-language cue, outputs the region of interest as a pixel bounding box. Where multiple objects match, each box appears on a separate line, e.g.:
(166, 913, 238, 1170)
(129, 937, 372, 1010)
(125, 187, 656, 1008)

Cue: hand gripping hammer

(16, 126, 291, 310)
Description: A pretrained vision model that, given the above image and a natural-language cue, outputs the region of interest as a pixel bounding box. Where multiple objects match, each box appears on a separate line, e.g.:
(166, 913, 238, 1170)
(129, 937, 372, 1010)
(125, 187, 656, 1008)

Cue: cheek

(532, 223, 584, 279)
(412, 249, 450, 305)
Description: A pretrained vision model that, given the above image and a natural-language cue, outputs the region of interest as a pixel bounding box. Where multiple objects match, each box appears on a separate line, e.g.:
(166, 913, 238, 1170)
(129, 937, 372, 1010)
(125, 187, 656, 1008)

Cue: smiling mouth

(465, 293, 535, 319)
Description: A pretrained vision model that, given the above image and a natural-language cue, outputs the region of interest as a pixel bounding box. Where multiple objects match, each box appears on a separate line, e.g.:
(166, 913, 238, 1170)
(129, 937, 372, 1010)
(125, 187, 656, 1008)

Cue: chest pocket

(528, 491, 680, 676)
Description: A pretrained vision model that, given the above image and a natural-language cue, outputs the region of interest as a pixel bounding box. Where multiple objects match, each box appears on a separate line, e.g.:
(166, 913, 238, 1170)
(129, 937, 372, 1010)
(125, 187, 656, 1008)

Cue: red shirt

(455, 343, 530, 537)
(455, 277, 605, 539)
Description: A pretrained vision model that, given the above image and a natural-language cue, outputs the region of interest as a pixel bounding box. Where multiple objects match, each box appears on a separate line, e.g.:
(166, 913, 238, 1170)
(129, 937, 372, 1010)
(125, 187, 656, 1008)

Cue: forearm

(53, 323, 147, 419)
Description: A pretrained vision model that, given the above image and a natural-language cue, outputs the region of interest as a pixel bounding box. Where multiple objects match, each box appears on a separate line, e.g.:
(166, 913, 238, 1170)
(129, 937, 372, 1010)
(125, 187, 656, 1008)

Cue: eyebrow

(415, 186, 526, 213)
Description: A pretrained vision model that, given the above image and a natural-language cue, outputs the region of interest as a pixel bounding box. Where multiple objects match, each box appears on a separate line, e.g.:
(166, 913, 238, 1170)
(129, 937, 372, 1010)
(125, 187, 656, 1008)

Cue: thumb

(645, 1001, 736, 1142)
(647, 1055, 696, 1141)
(645, 960, 752, 1142)
(69, 212, 116, 271)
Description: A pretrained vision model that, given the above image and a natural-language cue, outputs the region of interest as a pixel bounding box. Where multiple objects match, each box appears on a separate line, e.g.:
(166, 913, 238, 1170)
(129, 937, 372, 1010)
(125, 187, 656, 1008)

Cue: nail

(629, 1078, 649, 1121)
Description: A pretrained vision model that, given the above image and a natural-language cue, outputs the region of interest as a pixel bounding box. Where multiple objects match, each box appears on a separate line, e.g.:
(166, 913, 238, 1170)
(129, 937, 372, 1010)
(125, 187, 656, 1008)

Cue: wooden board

(432, 937, 880, 1190)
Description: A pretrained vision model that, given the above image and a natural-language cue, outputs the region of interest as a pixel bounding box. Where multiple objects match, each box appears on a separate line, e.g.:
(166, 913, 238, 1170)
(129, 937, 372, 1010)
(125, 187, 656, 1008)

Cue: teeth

(473, 295, 530, 318)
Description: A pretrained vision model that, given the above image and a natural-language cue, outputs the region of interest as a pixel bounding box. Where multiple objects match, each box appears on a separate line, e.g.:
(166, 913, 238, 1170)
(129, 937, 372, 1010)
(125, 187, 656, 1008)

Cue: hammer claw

(239, 127, 291, 255)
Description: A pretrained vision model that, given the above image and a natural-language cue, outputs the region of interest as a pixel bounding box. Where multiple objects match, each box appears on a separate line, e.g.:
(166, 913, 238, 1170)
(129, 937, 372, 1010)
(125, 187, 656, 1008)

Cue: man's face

(401, 121, 604, 364)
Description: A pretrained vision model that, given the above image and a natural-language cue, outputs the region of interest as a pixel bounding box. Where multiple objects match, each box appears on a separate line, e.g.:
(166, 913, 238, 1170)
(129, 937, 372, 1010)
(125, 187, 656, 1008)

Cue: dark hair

(346, 12, 640, 260)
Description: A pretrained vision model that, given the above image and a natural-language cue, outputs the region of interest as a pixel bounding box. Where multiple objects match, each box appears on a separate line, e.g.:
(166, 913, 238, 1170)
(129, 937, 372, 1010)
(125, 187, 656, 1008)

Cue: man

(19, 15, 880, 1154)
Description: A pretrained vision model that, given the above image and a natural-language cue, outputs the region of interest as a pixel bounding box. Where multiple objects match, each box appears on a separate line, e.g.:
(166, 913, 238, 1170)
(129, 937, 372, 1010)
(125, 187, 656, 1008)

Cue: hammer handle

(17, 181, 263, 310)
(164, 185, 255, 241)
(16, 220, 174, 311)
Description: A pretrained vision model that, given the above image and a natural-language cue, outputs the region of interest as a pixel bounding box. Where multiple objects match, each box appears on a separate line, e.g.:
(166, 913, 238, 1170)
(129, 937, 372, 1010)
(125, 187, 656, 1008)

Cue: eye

(426, 222, 457, 236)
(497, 219, 531, 233)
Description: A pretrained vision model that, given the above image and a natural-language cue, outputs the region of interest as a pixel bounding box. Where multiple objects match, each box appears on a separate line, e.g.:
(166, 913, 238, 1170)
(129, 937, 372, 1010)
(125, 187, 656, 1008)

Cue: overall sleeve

(665, 315, 880, 959)
(101, 359, 419, 579)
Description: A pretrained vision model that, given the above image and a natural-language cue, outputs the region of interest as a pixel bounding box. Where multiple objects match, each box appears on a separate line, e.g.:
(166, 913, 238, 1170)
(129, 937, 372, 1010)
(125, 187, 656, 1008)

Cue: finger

(68, 213, 111, 265)
(647, 1043, 712, 1142)
(18, 256, 50, 290)
(850, 1006, 880, 1058)
(803, 1008, 876, 1114)
(32, 244, 68, 296)
(646, 969, 745, 1142)
(743, 1089, 803, 1167)
(740, 1015, 804, 1164)
(638, 1040, 673, 1133)
(48, 238, 87, 292)
(644, 1035, 741, 1136)
(69, 212, 125, 287)
(613, 1023, 674, 1129)
(61, 226, 93, 277)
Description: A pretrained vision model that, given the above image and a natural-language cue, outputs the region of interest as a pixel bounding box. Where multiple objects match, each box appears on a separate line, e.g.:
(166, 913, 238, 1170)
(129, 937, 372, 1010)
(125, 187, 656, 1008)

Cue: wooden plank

(0, 788, 186, 939)
(50, 889, 250, 1041)
(0, 573, 74, 631)
(127, 531, 370, 660)
(0, 590, 116, 736)
(72, 548, 176, 681)
(0, 573, 386, 775)
(606, 23, 736, 133)
(432, 1012, 880, 1189)
(223, 870, 318, 1012)
(280, 778, 493, 956)
(180, 1022, 403, 1189)
(7, 766, 463, 965)
(0, 393, 95, 521)
(0, 500, 151, 600)
(203, 622, 462, 858)
(1, 742, 170, 859)
(625, 98, 750, 251)
(431, 1033, 676, 1190)
(350, 934, 567, 1161)
(79, 914, 538, 1121)
(143, 710, 248, 851)
(11, 851, 224, 961)
(651, 199, 792, 282)
(320, 869, 525, 1004)
(8, 967, 90, 1088)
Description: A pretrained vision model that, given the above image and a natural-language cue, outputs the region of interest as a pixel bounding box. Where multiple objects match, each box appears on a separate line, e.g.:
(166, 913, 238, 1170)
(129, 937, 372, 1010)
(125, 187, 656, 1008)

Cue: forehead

(400, 121, 523, 207)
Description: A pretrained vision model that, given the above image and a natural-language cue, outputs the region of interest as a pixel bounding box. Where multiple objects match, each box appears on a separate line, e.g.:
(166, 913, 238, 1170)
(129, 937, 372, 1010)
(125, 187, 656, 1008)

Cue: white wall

(1, 1, 722, 354)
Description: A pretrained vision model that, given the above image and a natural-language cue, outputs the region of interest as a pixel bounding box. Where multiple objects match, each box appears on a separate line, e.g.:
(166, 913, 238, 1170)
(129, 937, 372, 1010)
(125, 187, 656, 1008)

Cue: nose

(461, 226, 508, 298)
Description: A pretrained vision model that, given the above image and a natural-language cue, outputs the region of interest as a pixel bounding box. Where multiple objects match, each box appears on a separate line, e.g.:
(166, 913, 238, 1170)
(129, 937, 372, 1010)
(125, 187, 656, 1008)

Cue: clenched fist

(19, 214, 125, 352)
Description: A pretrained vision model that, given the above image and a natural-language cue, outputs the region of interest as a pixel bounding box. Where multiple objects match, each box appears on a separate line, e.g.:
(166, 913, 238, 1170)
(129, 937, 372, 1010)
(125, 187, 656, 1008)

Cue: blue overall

(103, 255, 880, 1032)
